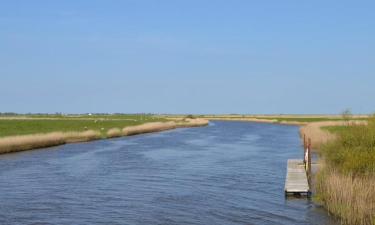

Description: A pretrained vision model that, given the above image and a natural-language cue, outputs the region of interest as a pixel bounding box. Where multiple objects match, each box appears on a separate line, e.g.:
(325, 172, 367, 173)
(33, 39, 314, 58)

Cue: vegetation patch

(316, 117, 375, 225)
(0, 115, 165, 138)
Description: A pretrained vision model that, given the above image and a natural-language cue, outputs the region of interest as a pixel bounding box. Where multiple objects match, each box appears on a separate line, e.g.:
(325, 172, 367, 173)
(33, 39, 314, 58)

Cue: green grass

(0, 115, 165, 138)
(322, 126, 347, 133)
(316, 117, 375, 224)
(322, 117, 375, 176)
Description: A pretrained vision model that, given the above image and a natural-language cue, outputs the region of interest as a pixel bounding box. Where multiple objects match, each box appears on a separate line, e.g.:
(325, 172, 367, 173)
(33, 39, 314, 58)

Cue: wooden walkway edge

(284, 159, 310, 196)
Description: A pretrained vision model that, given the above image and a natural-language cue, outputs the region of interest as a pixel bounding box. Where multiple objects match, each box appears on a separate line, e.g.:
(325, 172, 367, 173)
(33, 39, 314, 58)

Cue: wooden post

(307, 138, 312, 185)
(303, 134, 306, 164)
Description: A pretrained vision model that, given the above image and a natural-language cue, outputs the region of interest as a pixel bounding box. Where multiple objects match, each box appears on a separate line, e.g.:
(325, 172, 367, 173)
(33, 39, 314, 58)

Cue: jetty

(284, 136, 311, 196)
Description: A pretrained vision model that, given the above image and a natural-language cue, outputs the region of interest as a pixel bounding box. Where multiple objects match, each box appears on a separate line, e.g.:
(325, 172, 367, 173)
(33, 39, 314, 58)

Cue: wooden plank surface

(285, 159, 310, 194)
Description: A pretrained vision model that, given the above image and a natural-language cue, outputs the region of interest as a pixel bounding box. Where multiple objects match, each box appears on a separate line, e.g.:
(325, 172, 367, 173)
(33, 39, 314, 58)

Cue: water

(0, 121, 337, 225)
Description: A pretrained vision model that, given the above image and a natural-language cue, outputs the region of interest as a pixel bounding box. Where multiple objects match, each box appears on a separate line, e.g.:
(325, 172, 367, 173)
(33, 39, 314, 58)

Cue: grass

(106, 128, 122, 138)
(0, 115, 165, 138)
(122, 119, 209, 136)
(321, 118, 375, 176)
(265, 117, 349, 122)
(195, 115, 369, 125)
(0, 130, 101, 154)
(322, 126, 348, 134)
(0, 115, 208, 154)
(316, 169, 375, 225)
(315, 117, 375, 225)
(123, 121, 177, 136)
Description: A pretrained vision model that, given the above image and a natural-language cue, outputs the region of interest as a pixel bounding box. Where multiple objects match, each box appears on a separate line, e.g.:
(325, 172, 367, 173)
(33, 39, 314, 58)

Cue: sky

(1, 0, 374, 114)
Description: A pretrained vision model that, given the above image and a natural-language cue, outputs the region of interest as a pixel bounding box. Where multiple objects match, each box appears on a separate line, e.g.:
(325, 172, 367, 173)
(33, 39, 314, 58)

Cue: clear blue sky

(1, 1, 374, 114)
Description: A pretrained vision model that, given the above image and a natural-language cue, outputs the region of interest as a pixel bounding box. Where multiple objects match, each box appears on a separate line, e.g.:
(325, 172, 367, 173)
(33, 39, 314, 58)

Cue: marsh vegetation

(314, 117, 375, 225)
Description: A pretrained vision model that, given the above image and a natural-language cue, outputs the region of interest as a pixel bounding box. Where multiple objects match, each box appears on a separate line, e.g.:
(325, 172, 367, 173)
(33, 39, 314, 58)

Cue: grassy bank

(299, 121, 367, 149)
(0, 115, 208, 154)
(314, 117, 375, 225)
(198, 114, 374, 224)
(189, 114, 369, 126)
(0, 114, 164, 137)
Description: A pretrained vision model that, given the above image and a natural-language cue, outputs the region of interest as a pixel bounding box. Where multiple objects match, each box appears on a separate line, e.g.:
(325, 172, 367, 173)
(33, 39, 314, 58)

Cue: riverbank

(314, 118, 375, 225)
(0, 120, 332, 224)
(299, 120, 367, 149)
(0, 118, 209, 154)
(193, 115, 367, 150)
(195, 115, 374, 224)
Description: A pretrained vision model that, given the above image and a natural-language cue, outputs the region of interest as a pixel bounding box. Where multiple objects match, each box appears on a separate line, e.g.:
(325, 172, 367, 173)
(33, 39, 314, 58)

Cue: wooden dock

(284, 159, 310, 196)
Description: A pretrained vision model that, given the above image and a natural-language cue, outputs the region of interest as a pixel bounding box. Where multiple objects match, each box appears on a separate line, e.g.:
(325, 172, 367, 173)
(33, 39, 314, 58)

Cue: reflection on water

(0, 121, 337, 225)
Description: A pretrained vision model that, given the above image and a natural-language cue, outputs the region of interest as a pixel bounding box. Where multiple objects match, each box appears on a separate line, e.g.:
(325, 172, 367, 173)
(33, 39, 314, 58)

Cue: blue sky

(1, 0, 374, 114)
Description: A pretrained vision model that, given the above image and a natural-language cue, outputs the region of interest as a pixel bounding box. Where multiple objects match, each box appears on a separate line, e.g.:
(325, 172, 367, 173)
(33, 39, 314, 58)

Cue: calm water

(0, 121, 337, 225)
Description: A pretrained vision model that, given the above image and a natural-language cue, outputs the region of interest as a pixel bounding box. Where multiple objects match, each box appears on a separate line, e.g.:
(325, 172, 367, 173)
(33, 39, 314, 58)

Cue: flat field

(0, 114, 165, 138)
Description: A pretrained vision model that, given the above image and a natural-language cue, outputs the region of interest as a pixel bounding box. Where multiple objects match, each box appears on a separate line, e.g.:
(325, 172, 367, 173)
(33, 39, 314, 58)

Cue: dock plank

(285, 159, 310, 195)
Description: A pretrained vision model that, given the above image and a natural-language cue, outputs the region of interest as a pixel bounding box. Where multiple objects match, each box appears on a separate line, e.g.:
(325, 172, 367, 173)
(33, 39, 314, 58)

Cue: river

(0, 121, 337, 225)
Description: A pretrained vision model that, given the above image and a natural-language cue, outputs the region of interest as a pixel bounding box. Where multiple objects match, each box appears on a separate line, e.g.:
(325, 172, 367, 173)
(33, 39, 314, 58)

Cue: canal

(0, 121, 336, 224)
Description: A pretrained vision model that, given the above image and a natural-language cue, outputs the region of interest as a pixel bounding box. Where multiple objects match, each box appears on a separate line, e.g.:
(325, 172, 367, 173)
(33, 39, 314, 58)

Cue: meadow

(0, 114, 164, 138)
(0, 114, 208, 154)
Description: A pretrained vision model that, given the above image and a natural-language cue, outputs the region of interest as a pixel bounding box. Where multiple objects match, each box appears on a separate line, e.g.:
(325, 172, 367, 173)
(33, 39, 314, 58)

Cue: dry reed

(299, 120, 367, 149)
(0, 119, 209, 154)
(206, 117, 278, 123)
(176, 118, 209, 128)
(123, 122, 177, 136)
(317, 168, 375, 225)
(106, 128, 122, 138)
(122, 119, 209, 136)
(64, 130, 101, 143)
(0, 130, 100, 154)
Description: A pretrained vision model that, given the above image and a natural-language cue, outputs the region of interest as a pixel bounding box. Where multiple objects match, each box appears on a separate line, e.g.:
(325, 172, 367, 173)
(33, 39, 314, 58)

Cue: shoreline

(204, 117, 367, 149)
(204, 117, 308, 126)
(0, 118, 209, 155)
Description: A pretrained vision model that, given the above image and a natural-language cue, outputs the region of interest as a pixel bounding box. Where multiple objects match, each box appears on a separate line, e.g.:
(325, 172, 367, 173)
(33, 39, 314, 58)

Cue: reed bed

(122, 119, 209, 136)
(0, 130, 100, 154)
(315, 117, 375, 224)
(299, 120, 367, 149)
(176, 118, 210, 128)
(64, 130, 101, 143)
(316, 168, 375, 225)
(279, 120, 308, 126)
(206, 117, 278, 123)
(122, 122, 177, 136)
(0, 119, 209, 154)
(106, 128, 122, 138)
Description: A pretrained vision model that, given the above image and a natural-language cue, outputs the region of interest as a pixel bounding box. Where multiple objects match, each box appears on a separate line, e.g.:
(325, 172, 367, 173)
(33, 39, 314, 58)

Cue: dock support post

(307, 138, 312, 185)
(303, 134, 306, 164)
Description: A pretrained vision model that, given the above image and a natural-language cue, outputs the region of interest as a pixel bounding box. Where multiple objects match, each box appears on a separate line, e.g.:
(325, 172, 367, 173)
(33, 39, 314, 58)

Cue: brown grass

(0, 119, 209, 154)
(205, 117, 278, 123)
(64, 130, 101, 143)
(122, 121, 177, 136)
(106, 128, 122, 138)
(176, 118, 210, 128)
(279, 120, 308, 126)
(122, 119, 209, 136)
(0, 130, 101, 154)
(317, 167, 375, 225)
(299, 120, 367, 149)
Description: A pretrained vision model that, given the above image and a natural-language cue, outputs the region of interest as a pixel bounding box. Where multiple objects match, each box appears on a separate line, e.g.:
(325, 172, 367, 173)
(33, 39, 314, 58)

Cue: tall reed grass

(122, 121, 177, 136)
(122, 119, 209, 136)
(316, 168, 375, 225)
(316, 117, 375, 224)
(300, 120, 367, 149)
(106, 128, 122, 138)
(0, 119, 209, 154)
(0, 130, 101, 154)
